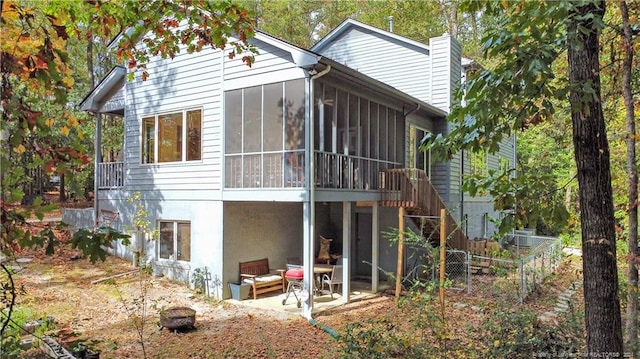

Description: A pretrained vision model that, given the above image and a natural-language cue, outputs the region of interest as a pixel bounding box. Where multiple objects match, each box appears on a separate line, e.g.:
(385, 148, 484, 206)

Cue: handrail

(314, 151, 401, 190)
(379, 168, 467, 249)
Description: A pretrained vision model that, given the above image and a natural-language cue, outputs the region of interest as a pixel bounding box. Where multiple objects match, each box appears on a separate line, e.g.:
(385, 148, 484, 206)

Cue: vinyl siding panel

(123, 37, 306, 197)
(224, 39, 298, 81)
(125, 44, 223, 194)
(101, 87, 124, 113)
(316, 28, 432, 104)
(429, 35, 461, 113)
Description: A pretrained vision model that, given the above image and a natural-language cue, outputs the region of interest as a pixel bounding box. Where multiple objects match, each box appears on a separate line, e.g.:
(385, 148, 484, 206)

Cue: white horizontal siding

(123, 36, 306, 197)
(124, 44, 224, 193)
(429, 35, 461, 113)
(317, 28, 432, 104)
(224, 39, 298, 81)
(101, 87, 124, 112)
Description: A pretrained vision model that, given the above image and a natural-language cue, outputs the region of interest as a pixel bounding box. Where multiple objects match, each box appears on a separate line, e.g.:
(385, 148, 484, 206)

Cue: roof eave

(255, 32, 320, 68)
(318, 58, 446, 119)
(311, 18, 430, 54)
(79, 66, 126, 113)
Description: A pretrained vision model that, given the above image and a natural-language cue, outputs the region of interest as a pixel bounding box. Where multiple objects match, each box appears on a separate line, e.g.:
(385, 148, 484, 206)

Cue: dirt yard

(7, 218, 585, 358)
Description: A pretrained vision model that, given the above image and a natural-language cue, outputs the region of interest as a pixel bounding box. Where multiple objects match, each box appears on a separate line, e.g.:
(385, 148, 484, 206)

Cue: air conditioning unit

(514, 229, 535, 247)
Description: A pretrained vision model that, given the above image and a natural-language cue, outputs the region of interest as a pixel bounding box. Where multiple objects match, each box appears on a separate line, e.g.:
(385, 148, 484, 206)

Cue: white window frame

(140, 108, 203, 165)
(157, 220, 191, 262)
(409, 124, 431, 177)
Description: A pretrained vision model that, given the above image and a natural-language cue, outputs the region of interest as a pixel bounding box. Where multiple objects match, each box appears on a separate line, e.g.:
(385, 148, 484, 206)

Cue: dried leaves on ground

(8, 224, 584, 358)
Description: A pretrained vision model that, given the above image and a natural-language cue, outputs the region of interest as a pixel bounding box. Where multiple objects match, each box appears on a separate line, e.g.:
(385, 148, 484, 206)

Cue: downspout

(406, 103, 420, 118)
(461, 150, 464, 227)
(305, 64, 331, 319)
(94, 112, 101, 223)
(309, 318, 340, 339)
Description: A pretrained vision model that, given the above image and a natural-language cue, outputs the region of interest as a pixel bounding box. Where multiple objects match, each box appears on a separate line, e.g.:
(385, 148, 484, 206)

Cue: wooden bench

(239, 258, 285, 300)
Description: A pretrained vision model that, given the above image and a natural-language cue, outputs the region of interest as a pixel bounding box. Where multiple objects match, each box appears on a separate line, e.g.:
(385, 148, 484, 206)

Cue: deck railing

(98, 162, 124, 189)
(314, 151, 401, 190)
(379, 168, 467, 249)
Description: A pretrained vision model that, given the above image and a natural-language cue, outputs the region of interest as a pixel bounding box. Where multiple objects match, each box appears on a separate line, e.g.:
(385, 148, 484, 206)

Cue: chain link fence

(390, 230, 561, 302)
(468, 235, 563, 302)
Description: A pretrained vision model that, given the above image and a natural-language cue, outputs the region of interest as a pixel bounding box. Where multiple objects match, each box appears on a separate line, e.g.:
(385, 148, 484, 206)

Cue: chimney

(428, 34, 461, 113)
(388, 16, 394, 33)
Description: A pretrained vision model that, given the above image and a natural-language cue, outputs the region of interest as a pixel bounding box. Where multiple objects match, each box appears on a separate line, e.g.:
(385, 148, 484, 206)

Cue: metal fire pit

(159, 306, 196, 330)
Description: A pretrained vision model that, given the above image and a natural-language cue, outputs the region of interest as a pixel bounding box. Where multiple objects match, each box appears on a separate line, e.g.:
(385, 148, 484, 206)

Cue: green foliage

(0, 306, 55, 358)
(337, 284, 462, 359)
(383, 227, 439, 287)
(70, 227, 130, 264)
(336, 288, 585, 359)
(191, 267, 210, 294)
(481, 304, 584, 358)
(127, 192, 152, 234)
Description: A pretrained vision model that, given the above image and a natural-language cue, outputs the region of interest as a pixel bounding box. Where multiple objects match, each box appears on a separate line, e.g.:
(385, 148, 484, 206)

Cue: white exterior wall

(315, 28, 432, 103)
(125, 47, 224, 193)
(222, 202, 304, 298)
(428, 34, 461, 113)
(99, 190, 223, 291)
(116, 35, 308, 288)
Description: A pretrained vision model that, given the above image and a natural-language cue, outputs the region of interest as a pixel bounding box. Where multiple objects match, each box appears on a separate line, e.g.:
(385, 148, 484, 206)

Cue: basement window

(158, 221, 191, 261)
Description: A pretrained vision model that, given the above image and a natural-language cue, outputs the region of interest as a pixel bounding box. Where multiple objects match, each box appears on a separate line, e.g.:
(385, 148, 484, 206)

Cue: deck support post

(302, 201, 314, 318)
(342, 201, 351, 304)
(93, 113, 101, 221)
(371, 202, 379, 293)
(395, 207, 405, 300)
(439, 208, 447, 305)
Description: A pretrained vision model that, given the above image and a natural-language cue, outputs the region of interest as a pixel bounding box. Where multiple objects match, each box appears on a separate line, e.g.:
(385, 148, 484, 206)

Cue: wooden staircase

(379, 168, 468, 250)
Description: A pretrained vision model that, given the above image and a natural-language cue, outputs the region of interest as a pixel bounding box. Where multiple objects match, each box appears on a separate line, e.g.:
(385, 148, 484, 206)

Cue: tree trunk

(59, 173, 66, 202)
(567, 1, 623, 355)
(87, 29, 95, 88)
(620, 1, 639, 355)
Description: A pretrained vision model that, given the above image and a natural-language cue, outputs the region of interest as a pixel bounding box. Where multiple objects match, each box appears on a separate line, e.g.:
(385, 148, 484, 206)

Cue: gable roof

(311, 18, 430, 54)
(79, 66, 125, 113)
(318, 57, 446, 118)
(80, 26, 446, 119)
(313, 18, 477, 72)
(255, 27, 445, 118)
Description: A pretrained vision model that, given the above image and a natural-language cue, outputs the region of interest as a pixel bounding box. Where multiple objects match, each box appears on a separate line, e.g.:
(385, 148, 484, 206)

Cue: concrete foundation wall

(222, 202, 303, 298)
(93, 193, 225, 295)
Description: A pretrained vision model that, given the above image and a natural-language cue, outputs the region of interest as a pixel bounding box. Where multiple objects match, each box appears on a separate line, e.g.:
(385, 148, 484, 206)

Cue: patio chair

(321, 264, 343, 299)
(95, 209, 119, 230)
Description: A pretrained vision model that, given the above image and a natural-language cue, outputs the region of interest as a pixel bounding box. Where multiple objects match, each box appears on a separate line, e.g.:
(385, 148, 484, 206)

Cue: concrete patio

(225, 279, 392, 316)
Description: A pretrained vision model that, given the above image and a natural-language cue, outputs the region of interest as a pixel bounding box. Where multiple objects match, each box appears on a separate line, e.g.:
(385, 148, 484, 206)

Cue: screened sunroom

(223, 75, 410, 191)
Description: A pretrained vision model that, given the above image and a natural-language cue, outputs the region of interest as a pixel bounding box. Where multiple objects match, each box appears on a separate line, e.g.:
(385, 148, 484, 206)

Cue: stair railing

(380, 168, 468, 249)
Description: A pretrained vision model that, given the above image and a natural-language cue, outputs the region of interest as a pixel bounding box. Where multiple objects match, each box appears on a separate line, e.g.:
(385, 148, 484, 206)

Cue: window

(141, 109, 202, 164)
(158, 221, 191, 261)
(470, 151, 487, 176)
(224, 79, 305, 188)
(409, 125, 431, 177)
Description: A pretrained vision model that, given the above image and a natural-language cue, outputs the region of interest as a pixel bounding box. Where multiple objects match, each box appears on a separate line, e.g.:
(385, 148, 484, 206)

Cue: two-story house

(80, 19, 514, 316)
